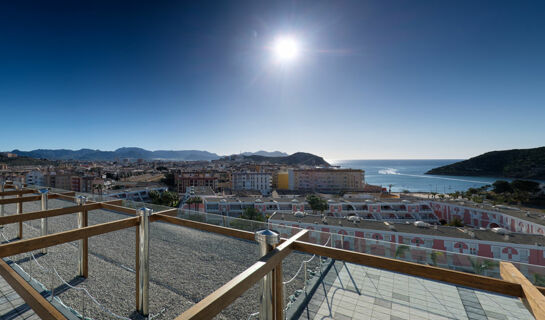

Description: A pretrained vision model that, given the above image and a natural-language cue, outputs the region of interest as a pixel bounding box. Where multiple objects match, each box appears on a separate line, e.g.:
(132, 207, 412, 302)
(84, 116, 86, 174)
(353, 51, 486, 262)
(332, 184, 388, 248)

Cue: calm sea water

(330, 159, 509, 193)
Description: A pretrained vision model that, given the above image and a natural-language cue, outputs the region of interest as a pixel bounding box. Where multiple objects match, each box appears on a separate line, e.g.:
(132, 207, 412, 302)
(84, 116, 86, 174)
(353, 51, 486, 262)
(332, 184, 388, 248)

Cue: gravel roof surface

(0, 199, 318, 319)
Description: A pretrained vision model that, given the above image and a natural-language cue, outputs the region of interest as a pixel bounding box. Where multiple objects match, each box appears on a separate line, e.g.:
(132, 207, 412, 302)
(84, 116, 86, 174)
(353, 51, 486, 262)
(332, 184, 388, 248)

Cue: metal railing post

(76, 196, 88, 277)
(39, 188, 48, 254)
(255, 229, 280, 320)
(137, 207, 152, 316)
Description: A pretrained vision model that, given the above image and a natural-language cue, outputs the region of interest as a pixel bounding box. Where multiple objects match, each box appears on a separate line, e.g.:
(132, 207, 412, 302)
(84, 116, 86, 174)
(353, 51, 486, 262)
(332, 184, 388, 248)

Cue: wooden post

(17, 187, 23, 239)
(82, 207, 88, 277)
(274, 262, 284, 320)
(500, 262, 545, 319)
(76, 196, 88, 278)
(135, 225, 140, 312)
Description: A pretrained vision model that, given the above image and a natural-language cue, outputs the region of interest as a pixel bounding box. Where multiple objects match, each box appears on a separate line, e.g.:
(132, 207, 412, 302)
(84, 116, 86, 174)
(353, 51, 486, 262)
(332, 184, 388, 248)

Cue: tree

(191, 197, 202, 211)
(512, 191, 530, 205)
(429, 251, 443, 266)
(394, 245, 410, 258)
(306, 195, 321, 214)
(149, 190, 161, 203)
(241, 207, 264, 222)
(469, 258, 498, 275)
(511, 180, 540, 193)
(306, 195, 328, 214)
(448, 218, 464, 227)
(493, 180, 513, 194)
(150, 190, 179, 207)
(161, 191, 180, 207)
(450, 191, 461, 199)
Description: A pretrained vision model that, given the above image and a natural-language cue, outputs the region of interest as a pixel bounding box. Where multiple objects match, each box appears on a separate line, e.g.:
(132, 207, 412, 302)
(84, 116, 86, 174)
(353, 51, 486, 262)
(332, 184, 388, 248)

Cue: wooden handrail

(0, 191, 75, 205)
(292, 241, 523, 297)
(0, 259, 67, 320)
(152, 213, 256, 242)
(0, 199, 123, 226)
(48, 192, 77, 201)
(501, 262, 545, 319)
(99, 202, 139, 215)
(0, 195, 41, 205)
(176, 229, 308, 320)
(0, 189, 37, 197)
(0, 216, 140, 257)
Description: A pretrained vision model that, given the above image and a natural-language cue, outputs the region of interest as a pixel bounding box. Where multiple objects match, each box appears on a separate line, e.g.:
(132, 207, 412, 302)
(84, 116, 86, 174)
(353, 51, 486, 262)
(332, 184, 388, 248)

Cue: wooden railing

(1, 187, 545, 320)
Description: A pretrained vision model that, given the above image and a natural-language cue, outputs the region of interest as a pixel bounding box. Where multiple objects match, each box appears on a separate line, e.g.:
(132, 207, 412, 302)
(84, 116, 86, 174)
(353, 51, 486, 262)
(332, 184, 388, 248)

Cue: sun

(272, 36, 300, 62)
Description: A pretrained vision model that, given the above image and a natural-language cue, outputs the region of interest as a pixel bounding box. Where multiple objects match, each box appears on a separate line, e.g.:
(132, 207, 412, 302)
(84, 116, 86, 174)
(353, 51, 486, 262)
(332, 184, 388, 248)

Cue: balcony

(0, 181, 544, 320)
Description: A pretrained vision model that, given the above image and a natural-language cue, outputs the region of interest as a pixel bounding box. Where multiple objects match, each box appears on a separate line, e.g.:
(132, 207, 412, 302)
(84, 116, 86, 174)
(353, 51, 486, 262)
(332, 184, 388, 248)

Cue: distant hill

(11, 148, 221, 161)
(240, 151, 288, 157)
(0, 154, 54, 166)
(426, 147, 545, 180)
(242, 152, 330, 166)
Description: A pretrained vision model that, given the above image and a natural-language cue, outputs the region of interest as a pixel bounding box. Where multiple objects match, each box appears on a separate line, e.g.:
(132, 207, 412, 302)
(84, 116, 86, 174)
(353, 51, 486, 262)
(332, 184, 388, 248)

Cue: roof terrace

(0, 181, 545, 320)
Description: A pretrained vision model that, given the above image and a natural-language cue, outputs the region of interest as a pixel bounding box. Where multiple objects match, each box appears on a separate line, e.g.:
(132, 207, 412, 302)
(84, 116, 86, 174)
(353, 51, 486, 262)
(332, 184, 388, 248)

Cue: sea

(330, 159, 510, 193)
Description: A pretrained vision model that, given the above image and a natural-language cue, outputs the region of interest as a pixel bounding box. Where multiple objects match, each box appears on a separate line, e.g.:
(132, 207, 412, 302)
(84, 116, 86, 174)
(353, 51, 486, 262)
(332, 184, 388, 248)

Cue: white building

(25, 170, 45, 186)
(232, 172, 272, 195)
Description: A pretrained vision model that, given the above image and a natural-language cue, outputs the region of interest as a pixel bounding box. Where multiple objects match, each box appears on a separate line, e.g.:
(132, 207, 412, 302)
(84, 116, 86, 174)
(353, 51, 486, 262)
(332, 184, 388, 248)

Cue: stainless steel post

(304, 261, 308, 291)
(39, 188, 48, 254)
(255, 229, 280, 320)
(138, 207, 152, 316)
(76, 196, 87, 277)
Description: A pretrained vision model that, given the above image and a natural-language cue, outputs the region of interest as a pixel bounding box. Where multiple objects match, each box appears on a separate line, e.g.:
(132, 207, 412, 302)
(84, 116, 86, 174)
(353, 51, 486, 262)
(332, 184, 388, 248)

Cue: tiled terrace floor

(301, 262, 534, 320)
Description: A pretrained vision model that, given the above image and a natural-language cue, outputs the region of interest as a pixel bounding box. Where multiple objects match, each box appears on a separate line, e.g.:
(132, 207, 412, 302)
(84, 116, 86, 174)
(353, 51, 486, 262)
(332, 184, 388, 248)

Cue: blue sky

(1, 1, 544, 160)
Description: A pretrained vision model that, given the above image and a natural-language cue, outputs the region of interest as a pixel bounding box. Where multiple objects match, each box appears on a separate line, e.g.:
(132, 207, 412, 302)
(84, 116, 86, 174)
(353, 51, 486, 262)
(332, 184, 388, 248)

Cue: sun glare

(272, 36, 299, 62)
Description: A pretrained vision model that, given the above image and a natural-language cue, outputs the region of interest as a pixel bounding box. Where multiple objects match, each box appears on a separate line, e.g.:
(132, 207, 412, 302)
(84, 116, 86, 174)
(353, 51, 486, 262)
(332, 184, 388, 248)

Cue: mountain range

(426, 146, 545, 180)
(8, 148, 289, 161)
(242, 152, 330, 166)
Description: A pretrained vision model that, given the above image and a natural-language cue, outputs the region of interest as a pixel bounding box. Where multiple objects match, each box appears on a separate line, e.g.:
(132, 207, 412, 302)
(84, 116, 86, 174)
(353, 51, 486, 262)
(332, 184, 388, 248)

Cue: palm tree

(395, 245, 410, 259)
(469, 257, 498, 275)
(192, 197, 202, 211)
(429, 251, 443, 266)
(185, 197, 194, 211)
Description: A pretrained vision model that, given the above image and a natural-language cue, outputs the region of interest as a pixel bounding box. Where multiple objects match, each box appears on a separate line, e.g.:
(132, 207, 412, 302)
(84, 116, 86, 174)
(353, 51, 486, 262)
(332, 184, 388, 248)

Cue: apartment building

(175, 172, 219, 193)
(292, 168, 364, 193)
(25, 170, 45, 186)
(44, 172, 72, 190)
(232, 172, 272, 195)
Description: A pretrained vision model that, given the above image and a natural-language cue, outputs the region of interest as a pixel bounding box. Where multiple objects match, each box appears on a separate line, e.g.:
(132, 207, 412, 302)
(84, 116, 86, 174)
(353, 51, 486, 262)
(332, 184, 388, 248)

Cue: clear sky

(1, 1, 544, 160)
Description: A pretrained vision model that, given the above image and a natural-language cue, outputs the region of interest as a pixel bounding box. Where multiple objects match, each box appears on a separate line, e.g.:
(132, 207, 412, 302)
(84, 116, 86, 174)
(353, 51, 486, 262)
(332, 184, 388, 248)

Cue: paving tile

(484, 309, 508, 320)
(374, 297, 392, 309)
(392, 292, 410, 302)
(334, 311, 353, 320)
(466, 312, 488, 320)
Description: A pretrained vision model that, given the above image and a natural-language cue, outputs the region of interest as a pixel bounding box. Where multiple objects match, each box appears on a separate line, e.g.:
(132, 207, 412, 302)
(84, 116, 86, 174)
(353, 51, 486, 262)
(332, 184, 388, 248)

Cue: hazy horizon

(3, 145, 544, 161)
(1, 1, 544, 159)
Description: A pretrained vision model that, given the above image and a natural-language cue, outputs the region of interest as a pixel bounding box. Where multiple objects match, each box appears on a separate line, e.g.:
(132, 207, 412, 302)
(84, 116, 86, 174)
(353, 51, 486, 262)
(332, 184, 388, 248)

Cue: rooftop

(271, 213, 545, 246)
(0, 183, 544, 320)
